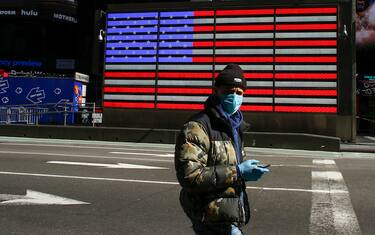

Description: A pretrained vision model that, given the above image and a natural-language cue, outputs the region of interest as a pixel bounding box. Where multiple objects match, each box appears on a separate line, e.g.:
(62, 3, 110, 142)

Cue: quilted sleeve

(174, 121, 240, 192)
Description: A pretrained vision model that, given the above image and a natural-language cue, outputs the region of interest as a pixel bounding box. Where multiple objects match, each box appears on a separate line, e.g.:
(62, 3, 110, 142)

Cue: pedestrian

(174, 64, 269, 235)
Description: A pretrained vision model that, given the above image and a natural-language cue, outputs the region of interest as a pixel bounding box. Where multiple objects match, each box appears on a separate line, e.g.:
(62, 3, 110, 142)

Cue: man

(175, 64, 269, 235)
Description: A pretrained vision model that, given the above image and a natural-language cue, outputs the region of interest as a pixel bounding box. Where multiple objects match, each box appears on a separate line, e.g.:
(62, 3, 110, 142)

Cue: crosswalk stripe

(310, 159, 361, 235)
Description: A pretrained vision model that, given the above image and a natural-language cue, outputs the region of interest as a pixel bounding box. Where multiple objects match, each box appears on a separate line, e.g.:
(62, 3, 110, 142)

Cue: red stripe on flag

(241, 105, 273, 112)
(275, 73, 337, 80)
(275, 106, 337, 113)
(215, 57, 273, 63)
(157, 103, 204, 110)
(276, 8, 337, 15)
(216, 25, 274, 31)
(104, 87, 155, 93)
(244, 73, 274, 79)
(103, 102, 154, 109)
(275, 89, 337, 96)
(245, 89, 274, 95)
(194, 10, 214, 17)
(158, 72, 213, 79)
(275, 40, 337, 47)
(216, 40, 273, 47)
(158, 88, 212, 94)
(216, 9, 274, 16)
(276, 24, 337, 31)
(194, 25, 214, 32)
(275, 56, 337, 63)
(193, 57, 214, 63)
(104, 71, 156, 78)
(193, 41, 214, 47)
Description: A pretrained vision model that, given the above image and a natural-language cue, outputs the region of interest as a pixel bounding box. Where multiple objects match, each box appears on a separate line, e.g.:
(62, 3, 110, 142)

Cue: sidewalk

(0, 124, 374, 153)
(340, 135, 375, 153)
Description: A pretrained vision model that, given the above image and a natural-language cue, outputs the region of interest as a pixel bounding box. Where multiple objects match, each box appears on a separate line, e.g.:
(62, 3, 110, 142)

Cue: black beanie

(215, 64, 246, 90)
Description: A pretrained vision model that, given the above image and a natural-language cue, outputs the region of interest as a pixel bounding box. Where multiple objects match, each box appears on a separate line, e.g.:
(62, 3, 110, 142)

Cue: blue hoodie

(215, 100, 243, 164)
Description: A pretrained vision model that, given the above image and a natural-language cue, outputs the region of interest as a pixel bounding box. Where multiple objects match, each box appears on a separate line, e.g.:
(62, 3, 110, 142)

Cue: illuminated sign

(0, 59, 43, 68)
(103, 7, 338, 113)
(0, 10, 16, 16)
(0, 9, 39, 17)
(20, 9, 38, 17)
(53, 13, 77, 23)
(357, 74, 375, 96)
(0, 8, 76, 23)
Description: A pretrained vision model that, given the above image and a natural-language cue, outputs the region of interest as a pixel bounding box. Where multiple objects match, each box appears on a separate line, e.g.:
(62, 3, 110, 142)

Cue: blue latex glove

(237, 159, 269, 181)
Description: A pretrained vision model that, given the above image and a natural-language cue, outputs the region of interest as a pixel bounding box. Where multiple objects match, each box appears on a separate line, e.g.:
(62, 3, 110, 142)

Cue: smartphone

(258, 164, 271, 168)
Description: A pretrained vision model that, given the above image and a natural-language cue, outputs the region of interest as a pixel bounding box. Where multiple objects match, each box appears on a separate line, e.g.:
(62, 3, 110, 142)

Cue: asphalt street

(0, 136, 374, 235)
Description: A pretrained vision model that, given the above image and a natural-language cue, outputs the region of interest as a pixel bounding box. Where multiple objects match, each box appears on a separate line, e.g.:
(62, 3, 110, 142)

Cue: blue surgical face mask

(220, 93, 243, 115)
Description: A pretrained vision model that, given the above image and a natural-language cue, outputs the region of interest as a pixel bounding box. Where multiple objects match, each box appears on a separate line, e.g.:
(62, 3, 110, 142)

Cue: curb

(0, 124, 343, 152)
(340, 144, 375, 153)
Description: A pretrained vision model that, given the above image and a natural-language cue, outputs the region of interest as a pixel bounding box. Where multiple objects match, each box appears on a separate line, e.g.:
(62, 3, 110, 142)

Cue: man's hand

(237, 159, 269, 181)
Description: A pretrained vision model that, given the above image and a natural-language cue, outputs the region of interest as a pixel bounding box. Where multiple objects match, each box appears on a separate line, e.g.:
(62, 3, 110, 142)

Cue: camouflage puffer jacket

(175, 95, 250, 226)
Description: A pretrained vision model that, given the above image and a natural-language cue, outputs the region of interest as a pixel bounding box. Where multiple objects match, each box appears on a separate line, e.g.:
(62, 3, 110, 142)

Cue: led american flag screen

(103, 7, 338, 113)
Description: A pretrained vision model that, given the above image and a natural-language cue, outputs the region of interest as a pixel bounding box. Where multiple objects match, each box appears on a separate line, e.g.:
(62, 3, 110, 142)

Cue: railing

(0, 102, 102, 126)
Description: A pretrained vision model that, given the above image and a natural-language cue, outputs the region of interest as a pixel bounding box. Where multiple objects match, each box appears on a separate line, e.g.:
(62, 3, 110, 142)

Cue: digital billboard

(103, 7, 338, 113)
(356, 0, 375, 97)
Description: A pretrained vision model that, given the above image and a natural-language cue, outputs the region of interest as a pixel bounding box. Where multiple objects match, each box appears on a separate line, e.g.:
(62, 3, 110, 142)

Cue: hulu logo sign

(21, 9, 38, 17)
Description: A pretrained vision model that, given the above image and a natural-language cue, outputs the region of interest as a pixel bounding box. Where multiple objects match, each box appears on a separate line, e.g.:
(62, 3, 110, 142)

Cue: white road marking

(0, 142, 174, 153)
(101, 157, 172, 163)
(3, 149, 363, 169)
(246, 186, 347, 194)
(0, 171, 355, 194)
(2, 149, 342, 168)
(0, 171, 179, 185)
(0, 136, 174, 149)
(47, 161, 168, 169)
(268, 164, 313, 168)
(310, 160, 361, 235)
(364, 136, 375, 141)
(0, 150, 173, 162)
(0, 189, 89, 206)
(312, 159, 335, 165)
(110, 152, 174, 157)
(1, 137, 374, 159)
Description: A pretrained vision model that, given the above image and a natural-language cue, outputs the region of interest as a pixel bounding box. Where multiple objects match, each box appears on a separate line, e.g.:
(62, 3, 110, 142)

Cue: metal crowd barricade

(0, 107, 24, 124)
(0, 102, 100, 126)
(0, 107, 9, 124)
